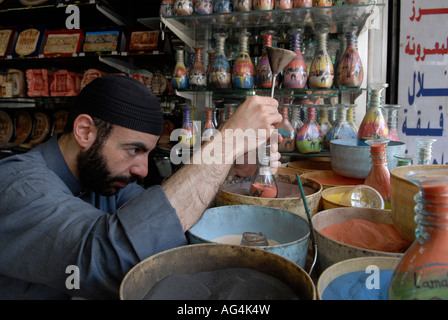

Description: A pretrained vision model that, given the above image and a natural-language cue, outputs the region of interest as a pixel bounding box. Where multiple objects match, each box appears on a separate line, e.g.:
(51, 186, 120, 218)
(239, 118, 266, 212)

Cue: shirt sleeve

(0, 157, 187, 299)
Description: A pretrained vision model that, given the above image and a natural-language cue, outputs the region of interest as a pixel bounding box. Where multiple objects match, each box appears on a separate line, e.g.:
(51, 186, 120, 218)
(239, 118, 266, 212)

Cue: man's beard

(76, 140, 138, 196)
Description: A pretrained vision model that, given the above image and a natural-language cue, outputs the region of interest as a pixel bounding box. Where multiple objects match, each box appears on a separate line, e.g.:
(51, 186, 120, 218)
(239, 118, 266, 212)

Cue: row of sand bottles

(172, 23, 365, 92)
(161, 0, 365, 17)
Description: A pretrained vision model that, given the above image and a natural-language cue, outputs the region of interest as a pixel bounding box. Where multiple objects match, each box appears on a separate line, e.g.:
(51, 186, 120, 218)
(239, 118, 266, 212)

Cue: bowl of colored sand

(311, 207, 410, 273)
(187, 205, 311, 268)
(301, 170, 364, 190)
(286, 157, 332, 173)
(330, 139, 406, 179)
(120, 243, 316, 300)
(317, 256, 400, 300)
(215, 171, 323, 221)
(390, 164, 448, 243)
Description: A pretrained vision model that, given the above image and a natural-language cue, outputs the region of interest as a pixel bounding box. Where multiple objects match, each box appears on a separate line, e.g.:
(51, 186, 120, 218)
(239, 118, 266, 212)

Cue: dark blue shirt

(0, 135, 187, 299)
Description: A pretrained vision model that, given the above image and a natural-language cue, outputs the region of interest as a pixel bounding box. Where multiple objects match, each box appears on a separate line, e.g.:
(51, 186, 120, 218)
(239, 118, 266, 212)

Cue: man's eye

(129, 148, 138, 155)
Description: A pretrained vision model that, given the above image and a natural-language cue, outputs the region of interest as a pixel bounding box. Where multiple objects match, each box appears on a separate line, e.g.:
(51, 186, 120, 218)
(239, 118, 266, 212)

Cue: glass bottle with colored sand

(256, 30, 277, 89)
(250, 146, 278, 198)
(364, 139, 391, 208)
(172, 46, 189, 90)
(189, 47, 207, 89)
(178, 106, 194, 148)
(210, 33, 232, 89)
(358, 83, 389, 145)
(326, 104, 357, 149)
(337, 25, 364, 89)
(283, 27, 308, 89)
(202, 108, 218, 142)
(382, 104, 401, 142)
(388, 169, 448, 300)
(309, 24, 334, 89)
(232, 30, 255, 89)
(296, 105, 324, 153)
(276, 104, 296, 153)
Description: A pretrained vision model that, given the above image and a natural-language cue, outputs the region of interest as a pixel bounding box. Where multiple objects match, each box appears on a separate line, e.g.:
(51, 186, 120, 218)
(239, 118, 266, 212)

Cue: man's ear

(73, 114, 97, 149)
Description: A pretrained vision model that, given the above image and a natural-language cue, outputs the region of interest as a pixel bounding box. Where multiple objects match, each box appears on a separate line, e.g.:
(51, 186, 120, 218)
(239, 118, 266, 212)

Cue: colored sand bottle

(189, 47, 207, 89)
(283, 27, 308, 89)
(383, 104, 401, 142)
(256, 30, 277, 89)
(232, 30, 255, 89)
(417, 138, 437, 165)
(364, 139, 391, 208)
(202, 108, 218, 142)
(326, 104, 357, 149)
(250, 150, 278, 198)
(309, 24, 334, 89)
(337, 25, 364, 89)
(276, 104, 296, 152)
(210, 33, 231, 89)
(172, 46, 188, 90)
(296, 105, 324, 153)
(178, 106, 194, 148)
(388, 169, 448, 300)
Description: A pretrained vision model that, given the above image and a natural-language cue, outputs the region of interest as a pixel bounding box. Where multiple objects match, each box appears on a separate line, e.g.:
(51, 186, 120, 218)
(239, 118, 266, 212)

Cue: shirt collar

(38, 134, 85, 197)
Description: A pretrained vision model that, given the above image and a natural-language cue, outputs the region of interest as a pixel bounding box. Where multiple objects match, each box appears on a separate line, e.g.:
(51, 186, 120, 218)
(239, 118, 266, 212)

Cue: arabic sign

(398, 0, 448, 164)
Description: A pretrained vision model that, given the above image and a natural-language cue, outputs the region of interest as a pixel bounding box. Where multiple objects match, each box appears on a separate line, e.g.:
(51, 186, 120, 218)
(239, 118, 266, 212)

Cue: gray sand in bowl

(144, 267, 300, 300)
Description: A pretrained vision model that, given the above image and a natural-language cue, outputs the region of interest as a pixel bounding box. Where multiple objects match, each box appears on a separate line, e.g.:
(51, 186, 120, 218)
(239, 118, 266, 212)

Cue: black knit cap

(74, 74, 163, 135)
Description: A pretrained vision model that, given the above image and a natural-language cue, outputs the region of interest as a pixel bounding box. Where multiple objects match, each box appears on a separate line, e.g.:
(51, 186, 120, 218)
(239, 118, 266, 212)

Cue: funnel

(266, 46, 296, 98)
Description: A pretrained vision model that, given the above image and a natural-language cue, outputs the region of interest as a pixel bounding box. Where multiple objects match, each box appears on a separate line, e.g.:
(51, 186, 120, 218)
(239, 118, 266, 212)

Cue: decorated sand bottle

(194, 0, 214, 14)
(317, 105, 332, 145)
(253, 0, 274, 10)
(174, 0, 193, 15)
(256, 30, 277, 89)
(417, 138, 437, 165)
(312, 0, 332, 6)
(357, 83, 389, 145)
(190, 107, 201, 148)
(283, 28, 307, 89)
(291, 104, 304, 148)
(232, 30, 255, 89)
(189, 47, 207, 89)
(202, 108, 218, 142)
(337, 25, 364, 89)
(309, 24, 334, 89)
(214, 0, 233, 13)
(276, 104, 296, 153)
(217, 107, 227, 129)
(250, 145, 278, 198)
(172, 46, 189, 90)
(294, 0, 312, 7)
(210, 33, 232, 89)
(178, 106, 194, 148)
(388, 169, 448, 300)
(382, 104, 401, 142)
(275, 0, 293, 9)
(234, 0, 252, 11)
(364, 138, 391, 207)
(326, 104, 357, 149)
(296, 105, 324, 153)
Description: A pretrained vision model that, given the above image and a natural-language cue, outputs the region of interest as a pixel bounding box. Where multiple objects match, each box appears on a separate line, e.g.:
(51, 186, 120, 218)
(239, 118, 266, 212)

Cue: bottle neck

(345, 30, 358, 49)
(370, 144, 387, 165)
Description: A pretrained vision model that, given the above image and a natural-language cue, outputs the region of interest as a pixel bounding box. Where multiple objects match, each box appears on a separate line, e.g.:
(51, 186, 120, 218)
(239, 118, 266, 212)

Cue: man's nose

(129, 156, 148, 178)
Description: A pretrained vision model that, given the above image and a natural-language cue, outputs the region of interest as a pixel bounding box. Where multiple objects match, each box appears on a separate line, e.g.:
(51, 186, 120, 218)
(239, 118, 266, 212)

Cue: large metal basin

(330, 139, 406, 179)
(187, 205, 310, 268)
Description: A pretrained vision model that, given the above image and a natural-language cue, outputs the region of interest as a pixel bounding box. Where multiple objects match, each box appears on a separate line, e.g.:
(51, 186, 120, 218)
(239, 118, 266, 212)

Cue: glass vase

(253, 0, 274, 10)
(214, 0, 233, 13)
(337, 26, 364, 89)
(210, 33, 232, 89)
(275, 0, 293, 9)
(296, 105, 324, 153)
(364, 138, 391, 207)
(388, 169, 448, 300)
(232, 30, 255, 89)
(172, 46, 189, 90)
(326, 104, 357, 149)
(309, 24, 334, 89)
(317, 105, 332, 145)
(202, 108, 218, 142)
(358, 83, 389, 145)
(294, 0, 312, 7)
(276, 104, 296, 152)
(234, 0, 252, 11)
(174, 0, 193, 15)
(382, 104, 401, 142)
(256, 29, 277, 89)
(283, 27, 307, 89)
(416, 138, 437, 165)
(194, 0, 214, 14)
(178, 106, 194, 148)
(189, 47, 207, 89)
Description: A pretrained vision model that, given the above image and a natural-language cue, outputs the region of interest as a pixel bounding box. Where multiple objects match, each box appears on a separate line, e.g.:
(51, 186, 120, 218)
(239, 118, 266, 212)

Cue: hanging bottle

(296, 105, 324, 153)
(318, 105, 332, 147)
(283, 27, 307, 89)
(210, 33, 232, 89)
(312, 0, 332, 6)
(256, 30, 277, 89)
(234, 0, 252, 11)
(276, 104, 296, 153)
(232, 30, 255, 89)
(383, 104, 401, 142)
(337, 25, 364, 89)
(388, 168, 448, 300)
(294, 0, 312, 7)
(364, 138, 391, 207)
(214, 0, 233, 13)
(202, 108, 218, 142)
(189, 47, 207, 89)
(309, 24, 334, 89)
(416, 138, 437, 165)
(275, 0, 293, 9)
(326, 104, 357, 149)
(178, 106, 194, 148)
(250, 146, 278, 198)
(358, 83, 389, 145)
(253, 0, 274, 10)
(174, 0, 193, 15)
(194, 0, 214, 14)
(172, 46, 189, 90)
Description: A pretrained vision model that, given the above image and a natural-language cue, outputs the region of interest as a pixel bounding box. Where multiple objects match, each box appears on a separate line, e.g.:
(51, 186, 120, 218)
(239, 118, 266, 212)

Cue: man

(0, 75, 282, 299)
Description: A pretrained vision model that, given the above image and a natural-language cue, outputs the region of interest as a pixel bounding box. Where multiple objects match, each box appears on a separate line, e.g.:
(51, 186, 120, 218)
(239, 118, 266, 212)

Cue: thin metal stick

(296, 173, 318, 275)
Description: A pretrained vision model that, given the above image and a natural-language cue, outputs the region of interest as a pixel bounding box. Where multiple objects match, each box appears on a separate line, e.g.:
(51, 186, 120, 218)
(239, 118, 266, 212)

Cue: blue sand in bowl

(322, 270, 394, 300)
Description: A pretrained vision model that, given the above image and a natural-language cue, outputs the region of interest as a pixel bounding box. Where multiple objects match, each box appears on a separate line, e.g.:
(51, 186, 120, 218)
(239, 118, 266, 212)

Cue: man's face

(77, 125, 159, 196)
